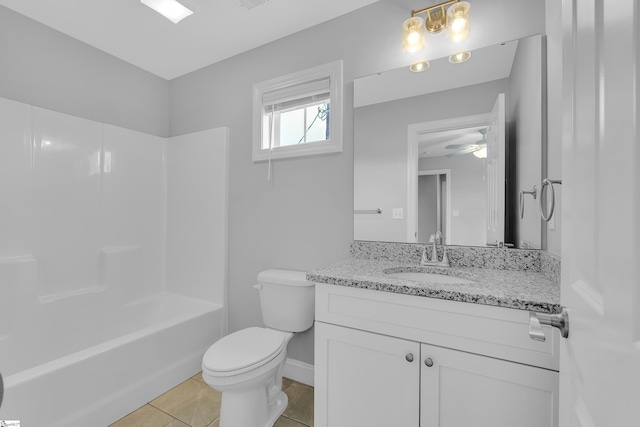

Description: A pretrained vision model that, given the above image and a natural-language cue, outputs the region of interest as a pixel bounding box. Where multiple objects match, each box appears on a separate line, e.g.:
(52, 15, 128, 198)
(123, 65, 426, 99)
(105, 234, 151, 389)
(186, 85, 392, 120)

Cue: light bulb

(446, 2, 470, 43)
(407, 29, 421, 45)
(449, 51, 471, 64)
(410, 61, 430, 72)
(402, 16, 426, 53)
(473, 146, 487, 158)
(451, 17, 466, 33)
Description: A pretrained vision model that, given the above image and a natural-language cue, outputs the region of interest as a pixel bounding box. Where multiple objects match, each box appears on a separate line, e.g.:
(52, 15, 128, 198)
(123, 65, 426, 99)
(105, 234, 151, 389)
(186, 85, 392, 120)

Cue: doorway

(417, 170, 451, 244)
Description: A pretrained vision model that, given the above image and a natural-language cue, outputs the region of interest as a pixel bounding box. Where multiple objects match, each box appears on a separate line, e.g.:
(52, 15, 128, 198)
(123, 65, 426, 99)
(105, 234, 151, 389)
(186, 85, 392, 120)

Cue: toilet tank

(255, 269, 315, 332)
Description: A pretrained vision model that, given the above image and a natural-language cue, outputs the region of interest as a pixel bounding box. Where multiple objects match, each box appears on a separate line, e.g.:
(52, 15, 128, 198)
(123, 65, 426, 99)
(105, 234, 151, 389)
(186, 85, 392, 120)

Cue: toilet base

(219, 389, 288, 427)
(267, 391, 289, 426)
(202, 328, 296, 427)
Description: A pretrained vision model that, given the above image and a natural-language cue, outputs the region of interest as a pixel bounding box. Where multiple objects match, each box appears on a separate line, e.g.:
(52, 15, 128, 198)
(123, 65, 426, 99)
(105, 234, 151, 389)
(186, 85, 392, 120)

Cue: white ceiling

(0, 0, 379, 80)
(418, 125, 486, 158)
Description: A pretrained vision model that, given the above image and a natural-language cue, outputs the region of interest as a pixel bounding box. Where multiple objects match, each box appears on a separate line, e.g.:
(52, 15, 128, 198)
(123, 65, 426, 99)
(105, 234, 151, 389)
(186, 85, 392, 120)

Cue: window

(253, 61, 343, 161)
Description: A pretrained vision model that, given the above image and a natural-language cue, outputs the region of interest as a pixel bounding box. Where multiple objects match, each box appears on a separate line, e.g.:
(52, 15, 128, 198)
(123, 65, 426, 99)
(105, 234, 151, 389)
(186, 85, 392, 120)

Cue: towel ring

(540, 179, 562, 222)
(519, 186, 537, 219)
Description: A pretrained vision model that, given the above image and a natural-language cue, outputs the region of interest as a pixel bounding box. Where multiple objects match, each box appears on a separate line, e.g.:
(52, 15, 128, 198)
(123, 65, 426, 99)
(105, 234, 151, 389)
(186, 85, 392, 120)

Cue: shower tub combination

(0, 272, 224, 426)
(0, 97, 229, 426)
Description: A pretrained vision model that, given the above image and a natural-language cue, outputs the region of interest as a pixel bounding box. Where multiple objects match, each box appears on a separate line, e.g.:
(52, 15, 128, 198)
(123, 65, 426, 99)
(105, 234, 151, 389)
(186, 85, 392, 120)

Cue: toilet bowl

(202, 269, 315, 427)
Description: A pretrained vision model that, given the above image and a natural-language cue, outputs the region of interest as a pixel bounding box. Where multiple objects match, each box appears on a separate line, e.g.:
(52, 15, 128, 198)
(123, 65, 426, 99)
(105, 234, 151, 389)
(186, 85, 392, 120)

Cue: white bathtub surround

(2, 295, 223, 427)
(0, 96, 228, 426)
(167, 127, 229, 304)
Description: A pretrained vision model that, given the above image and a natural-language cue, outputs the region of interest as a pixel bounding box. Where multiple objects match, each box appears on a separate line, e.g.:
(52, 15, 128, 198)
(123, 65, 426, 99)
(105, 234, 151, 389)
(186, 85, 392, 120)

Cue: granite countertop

(307, 258, 562, 314)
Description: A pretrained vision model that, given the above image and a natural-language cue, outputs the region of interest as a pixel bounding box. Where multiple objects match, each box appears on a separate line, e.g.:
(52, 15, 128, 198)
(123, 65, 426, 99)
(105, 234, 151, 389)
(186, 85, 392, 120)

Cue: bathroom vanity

(309, 245, 561, 427)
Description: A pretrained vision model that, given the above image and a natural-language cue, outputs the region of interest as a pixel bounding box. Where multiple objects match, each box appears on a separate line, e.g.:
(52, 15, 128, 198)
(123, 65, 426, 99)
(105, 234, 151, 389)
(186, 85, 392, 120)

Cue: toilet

(202, 269, 315, 427)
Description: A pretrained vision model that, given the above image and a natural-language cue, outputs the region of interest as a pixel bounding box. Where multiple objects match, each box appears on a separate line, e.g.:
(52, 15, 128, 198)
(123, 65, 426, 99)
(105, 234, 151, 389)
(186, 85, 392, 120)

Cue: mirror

(354, 34, 544, 249)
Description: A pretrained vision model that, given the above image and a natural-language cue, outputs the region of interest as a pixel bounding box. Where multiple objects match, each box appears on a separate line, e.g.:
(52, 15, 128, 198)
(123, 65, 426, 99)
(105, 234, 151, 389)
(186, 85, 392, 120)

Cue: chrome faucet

(421, 233, 449, 267)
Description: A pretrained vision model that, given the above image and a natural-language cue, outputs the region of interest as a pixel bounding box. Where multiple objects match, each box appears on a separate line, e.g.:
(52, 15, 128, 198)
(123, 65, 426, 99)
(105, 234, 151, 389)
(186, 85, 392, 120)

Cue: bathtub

(0, 292, 225, 427)
(0, 101, 229, 425)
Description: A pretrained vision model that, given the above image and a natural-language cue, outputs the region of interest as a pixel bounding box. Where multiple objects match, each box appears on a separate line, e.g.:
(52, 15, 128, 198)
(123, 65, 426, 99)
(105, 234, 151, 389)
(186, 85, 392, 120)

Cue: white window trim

(252, 60, 343, 162)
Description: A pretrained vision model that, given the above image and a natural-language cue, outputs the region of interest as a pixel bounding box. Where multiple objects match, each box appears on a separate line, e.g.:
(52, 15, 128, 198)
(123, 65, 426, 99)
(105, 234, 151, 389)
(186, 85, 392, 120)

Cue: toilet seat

(203, 327, 287, 377)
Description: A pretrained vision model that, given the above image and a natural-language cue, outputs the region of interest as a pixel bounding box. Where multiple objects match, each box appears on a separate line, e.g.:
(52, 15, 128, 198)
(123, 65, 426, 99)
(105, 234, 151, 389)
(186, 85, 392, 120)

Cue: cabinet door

(315, 321, 420, 427)
(420, 343, 558, 427)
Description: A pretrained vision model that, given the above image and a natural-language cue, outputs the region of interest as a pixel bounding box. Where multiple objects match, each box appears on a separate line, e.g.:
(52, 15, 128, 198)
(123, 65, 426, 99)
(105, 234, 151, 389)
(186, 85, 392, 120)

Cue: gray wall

(0, 5, 170, 137)
(509, 35, 543, 248)
(419, 154, 487, 246)
(0, 0, 547, 366)
(418, 175, 438, 244)
(169, 0, 546, 365)
(544, 0, 563, 256)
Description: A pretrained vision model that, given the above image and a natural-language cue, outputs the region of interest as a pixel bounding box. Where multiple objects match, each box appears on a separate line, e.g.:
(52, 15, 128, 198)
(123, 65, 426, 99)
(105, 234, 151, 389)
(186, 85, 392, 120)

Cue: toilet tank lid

(257, 269, 314, 287)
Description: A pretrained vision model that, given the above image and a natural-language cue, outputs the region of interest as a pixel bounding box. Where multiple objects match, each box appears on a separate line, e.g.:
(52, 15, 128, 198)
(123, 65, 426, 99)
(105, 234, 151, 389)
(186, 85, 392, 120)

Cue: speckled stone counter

(307, 257, 562, 314)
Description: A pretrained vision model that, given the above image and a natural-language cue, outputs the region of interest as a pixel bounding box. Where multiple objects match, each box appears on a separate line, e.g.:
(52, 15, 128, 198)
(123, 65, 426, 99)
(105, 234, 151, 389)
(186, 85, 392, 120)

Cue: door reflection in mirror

(354, 35, 543, 249)
(418, 170, 450, 244)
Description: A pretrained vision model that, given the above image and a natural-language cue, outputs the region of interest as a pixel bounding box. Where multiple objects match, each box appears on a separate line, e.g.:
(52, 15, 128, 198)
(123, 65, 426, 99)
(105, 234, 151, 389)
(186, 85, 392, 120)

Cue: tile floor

(109, 372, 314, 427)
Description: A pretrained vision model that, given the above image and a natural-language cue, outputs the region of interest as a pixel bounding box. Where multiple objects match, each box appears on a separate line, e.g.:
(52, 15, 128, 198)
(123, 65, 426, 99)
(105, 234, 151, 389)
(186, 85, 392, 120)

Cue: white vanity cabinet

(420, 343, 558, 426)
(314, 283, 559, 427)
(315, 322, 420, 426)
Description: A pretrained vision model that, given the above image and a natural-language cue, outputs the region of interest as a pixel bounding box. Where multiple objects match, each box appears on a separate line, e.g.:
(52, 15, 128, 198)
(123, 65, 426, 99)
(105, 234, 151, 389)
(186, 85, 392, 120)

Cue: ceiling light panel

(141, 0, 193, 23)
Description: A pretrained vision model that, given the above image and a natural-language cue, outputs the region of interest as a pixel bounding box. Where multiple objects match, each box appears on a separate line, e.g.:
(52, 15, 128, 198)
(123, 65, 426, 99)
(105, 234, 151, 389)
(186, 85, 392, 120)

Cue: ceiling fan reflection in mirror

(445, 127, 487, 158)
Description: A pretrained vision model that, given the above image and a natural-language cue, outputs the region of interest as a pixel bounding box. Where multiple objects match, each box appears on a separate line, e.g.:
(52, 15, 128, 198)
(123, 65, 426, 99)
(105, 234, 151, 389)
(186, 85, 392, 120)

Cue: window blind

(262, 77, 331, 113)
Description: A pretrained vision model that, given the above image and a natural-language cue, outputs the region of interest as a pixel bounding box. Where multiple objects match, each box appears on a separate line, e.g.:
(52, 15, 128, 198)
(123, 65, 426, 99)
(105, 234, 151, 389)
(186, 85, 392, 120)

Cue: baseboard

(283, 357, 314, 387)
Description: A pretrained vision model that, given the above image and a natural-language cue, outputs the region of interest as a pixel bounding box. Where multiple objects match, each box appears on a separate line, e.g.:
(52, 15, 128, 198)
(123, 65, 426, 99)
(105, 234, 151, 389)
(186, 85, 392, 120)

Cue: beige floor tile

(119, 375, 313, 427)
(150, 378, 222, 427)
(192, 371, 206, 384)
(282, 377, 293, 390)
(162, 418, 190, 427)
(164, 418, 191, 427)
(275, 415, 309, 427)
(282, 382, 314, 426)
(109, 404, 174, 427)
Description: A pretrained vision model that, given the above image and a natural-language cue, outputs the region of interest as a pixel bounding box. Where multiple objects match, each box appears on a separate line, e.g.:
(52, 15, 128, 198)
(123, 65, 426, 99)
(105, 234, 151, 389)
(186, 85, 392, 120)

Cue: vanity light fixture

(449, 51, 471, 64)
(402, 0, 471, 52)
(141, 0, 194, 23)
(410, 61, 430, 72)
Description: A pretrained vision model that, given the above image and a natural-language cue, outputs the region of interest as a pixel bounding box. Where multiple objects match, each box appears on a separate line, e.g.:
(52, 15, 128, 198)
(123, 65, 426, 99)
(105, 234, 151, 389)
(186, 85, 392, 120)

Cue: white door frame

(407, 113, 491, 243)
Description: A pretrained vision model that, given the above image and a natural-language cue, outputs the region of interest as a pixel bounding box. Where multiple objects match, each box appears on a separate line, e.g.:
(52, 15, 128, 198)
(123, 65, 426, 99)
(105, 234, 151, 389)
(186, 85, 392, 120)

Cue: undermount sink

(385, 271, 476, 285)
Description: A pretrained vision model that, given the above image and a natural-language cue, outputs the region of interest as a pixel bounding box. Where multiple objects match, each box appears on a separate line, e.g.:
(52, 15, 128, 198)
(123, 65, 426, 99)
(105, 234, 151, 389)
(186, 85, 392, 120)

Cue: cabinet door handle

(424, 358, 434, 367)
(405, 353, 414, 362)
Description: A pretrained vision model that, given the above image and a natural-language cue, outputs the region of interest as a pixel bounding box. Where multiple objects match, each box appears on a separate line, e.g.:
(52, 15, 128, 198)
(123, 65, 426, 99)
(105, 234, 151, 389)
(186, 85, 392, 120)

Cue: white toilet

(202, 269, 315, 427)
